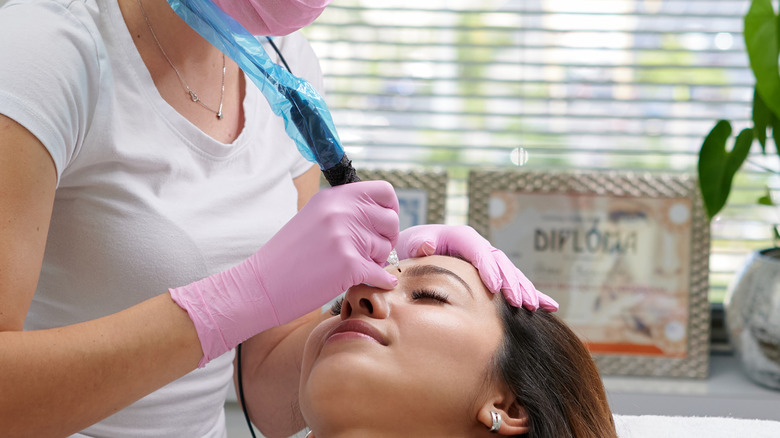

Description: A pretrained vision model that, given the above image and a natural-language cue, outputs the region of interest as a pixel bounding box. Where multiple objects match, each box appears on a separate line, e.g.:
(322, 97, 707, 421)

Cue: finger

(361, 263, 399, 290)
(470, 249, 502, 293)
(358, 180, 400, 213)
(415, 241, 436, 257)
(395, 225, 437, 259)
(538, 293, 559, 312)
(364, 202, 400, 245)
(446, 227, 502, 290)
(498, 265, 532, 309)
(368, 235, 394, 266)
(401, 236, 437, 259)
(514, 270, 540, 311)
(493, 249, 539, 310)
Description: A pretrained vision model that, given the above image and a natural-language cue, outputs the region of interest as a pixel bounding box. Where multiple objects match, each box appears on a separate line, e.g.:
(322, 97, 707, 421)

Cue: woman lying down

(296, 255, 617, 437)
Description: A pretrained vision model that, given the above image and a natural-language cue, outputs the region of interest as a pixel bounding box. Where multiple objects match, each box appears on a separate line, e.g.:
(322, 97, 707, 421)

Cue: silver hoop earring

(490, 410, 502, 433)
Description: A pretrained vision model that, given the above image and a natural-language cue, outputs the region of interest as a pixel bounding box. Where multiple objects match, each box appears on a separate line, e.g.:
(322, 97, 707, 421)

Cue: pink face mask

(212, 0, 332, 36)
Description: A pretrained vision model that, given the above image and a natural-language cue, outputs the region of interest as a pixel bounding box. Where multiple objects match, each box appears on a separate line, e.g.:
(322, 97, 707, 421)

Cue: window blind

(302, 0, 771, 303)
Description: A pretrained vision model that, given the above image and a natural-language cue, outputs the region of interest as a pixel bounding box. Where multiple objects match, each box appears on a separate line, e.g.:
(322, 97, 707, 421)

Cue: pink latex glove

(395, 224, 558, 312)
(170, 181, 400, 367)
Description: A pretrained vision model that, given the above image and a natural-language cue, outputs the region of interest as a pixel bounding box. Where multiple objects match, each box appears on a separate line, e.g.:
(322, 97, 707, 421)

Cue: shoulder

(0, 0, 105, 60)
(0, 0, 108, 180)
(0, 0, 110, 92)
(0, 0, 101, 30)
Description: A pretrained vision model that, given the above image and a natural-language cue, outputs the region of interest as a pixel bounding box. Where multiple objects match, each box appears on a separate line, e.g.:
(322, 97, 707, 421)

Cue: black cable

(266, 37, 292, 74)
(235, 38, 293, 438)
(236, 343, 257, 438)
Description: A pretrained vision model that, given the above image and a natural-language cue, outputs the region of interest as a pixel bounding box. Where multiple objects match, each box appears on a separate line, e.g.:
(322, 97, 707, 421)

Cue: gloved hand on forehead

(170, 181, 399, 367)
(394, 224, 558, 312)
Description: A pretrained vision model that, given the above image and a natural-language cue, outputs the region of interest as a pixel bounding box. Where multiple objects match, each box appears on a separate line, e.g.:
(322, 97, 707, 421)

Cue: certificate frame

(321, 169, 447, 228)
(468, 170, 711, 378)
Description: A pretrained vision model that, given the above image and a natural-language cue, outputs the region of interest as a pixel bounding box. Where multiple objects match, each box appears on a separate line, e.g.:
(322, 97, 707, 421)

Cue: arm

(293, 165, 321, 211)
(238, 310, 329, 436)
(0, 115, 204, 437)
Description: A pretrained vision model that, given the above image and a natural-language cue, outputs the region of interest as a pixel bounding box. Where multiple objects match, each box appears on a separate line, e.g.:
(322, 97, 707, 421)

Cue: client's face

(299, 255, 504, 436)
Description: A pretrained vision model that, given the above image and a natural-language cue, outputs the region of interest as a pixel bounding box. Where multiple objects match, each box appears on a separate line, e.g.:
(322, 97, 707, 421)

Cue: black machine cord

(237, 35, 360, 437)
(235, 36, 292, 438)
(266, 37, 292, 73)
(236, 340, 255, 438)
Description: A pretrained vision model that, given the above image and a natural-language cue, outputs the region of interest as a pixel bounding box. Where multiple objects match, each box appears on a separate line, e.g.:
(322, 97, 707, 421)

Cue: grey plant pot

(725, 247, 780, 390)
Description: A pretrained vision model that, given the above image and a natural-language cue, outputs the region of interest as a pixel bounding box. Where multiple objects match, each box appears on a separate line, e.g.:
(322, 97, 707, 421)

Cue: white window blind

(302, 0, 771, 303)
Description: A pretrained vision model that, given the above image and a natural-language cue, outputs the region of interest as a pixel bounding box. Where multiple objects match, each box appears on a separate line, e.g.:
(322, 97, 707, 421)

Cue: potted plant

(698, 0, 780, 390)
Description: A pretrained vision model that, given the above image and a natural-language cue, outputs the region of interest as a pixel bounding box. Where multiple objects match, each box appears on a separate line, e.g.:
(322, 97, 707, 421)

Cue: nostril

(341, 299, 353, 318)
(359, 298, 373, 314)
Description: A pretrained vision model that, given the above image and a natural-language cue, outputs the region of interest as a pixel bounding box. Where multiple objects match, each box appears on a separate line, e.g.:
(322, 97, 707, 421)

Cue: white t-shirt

(0, 0, 319, 436)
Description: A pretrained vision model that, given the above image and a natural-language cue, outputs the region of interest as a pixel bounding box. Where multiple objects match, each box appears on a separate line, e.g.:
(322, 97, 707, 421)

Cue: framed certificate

(468, 170, 711, 378)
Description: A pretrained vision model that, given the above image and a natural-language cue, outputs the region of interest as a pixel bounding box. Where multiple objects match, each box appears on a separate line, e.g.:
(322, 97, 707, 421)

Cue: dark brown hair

(494, 303, 617, 437)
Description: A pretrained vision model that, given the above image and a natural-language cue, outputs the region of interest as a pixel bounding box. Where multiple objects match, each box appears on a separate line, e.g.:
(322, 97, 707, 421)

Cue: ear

(477, 397, 530, 435)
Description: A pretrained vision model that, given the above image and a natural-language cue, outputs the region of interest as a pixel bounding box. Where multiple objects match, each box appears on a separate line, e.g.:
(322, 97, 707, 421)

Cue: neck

(121, 0, 220, 67)
(118, 0, 245, 140)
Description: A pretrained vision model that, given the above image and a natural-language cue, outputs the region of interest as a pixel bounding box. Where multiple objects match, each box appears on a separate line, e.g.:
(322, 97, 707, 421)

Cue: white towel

(614, 414, 780, 438)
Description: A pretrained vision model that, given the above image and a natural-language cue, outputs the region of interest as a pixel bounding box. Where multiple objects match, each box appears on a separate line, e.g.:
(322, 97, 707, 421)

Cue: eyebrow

(402, 264, 474, 297)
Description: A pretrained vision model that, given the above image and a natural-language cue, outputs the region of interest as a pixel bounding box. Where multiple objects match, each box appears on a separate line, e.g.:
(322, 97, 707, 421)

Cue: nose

(341, 283, 391, 320)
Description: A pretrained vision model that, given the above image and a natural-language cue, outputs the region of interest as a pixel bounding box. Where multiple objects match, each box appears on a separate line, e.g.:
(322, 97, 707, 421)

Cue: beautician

(0, 1, 555, 437)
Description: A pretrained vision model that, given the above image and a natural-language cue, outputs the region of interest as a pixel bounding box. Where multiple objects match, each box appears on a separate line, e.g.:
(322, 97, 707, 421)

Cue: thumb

(412, 240, 436, 257)
(396, 232, 437, 258)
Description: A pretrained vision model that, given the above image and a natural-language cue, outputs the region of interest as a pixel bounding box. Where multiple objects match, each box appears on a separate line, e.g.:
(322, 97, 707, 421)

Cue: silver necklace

(137, 0, 225, 119)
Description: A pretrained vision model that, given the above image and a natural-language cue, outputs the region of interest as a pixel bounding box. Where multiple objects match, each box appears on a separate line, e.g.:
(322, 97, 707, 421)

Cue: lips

(325, 319, 388, 346)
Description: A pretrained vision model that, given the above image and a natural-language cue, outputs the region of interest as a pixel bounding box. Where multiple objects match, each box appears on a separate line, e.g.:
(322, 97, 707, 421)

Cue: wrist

(170, 262, 281, 368)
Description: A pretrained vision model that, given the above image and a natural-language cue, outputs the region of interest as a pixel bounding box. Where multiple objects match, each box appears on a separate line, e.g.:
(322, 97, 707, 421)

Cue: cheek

(301, 320, 334, 365)
(299, 319, 339, 396)
(393, 309, 503, 400)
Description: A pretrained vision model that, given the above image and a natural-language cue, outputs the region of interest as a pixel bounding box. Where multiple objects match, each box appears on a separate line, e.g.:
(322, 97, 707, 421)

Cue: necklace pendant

(188, 90, 199, 102)
(217, 111, 223, 120)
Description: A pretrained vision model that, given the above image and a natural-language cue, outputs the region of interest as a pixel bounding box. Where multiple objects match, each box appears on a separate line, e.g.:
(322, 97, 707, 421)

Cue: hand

(395, 224, 558, 312)
(170, 181, 400, 367)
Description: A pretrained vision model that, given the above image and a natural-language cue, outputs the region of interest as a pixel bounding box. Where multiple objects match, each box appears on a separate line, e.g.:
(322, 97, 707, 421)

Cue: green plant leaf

(772, 111, 780, 159)
(777, 6, 780, 48)
(745, 0, 780, 118)
(698, 122, 754, 219)
(726, 128, 755, 177)
(753, 87, 771, 151)
(758, 187, 775, 205)
(699, 121, 731, 219)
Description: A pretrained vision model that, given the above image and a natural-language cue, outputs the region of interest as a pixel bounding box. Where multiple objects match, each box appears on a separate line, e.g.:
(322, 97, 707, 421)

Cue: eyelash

(328, 288, 450, 316)
(330, 298, 344, 316)
(411, 288, 450, 304)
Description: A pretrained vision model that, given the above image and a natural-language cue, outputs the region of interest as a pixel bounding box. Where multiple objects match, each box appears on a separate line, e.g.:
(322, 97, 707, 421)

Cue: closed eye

(411, 288, 450, 304)
(330, 297, 344, 316)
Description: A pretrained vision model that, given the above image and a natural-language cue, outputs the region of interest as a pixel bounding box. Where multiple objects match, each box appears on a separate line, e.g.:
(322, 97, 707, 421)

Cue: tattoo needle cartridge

(387, 248, 401, 272)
